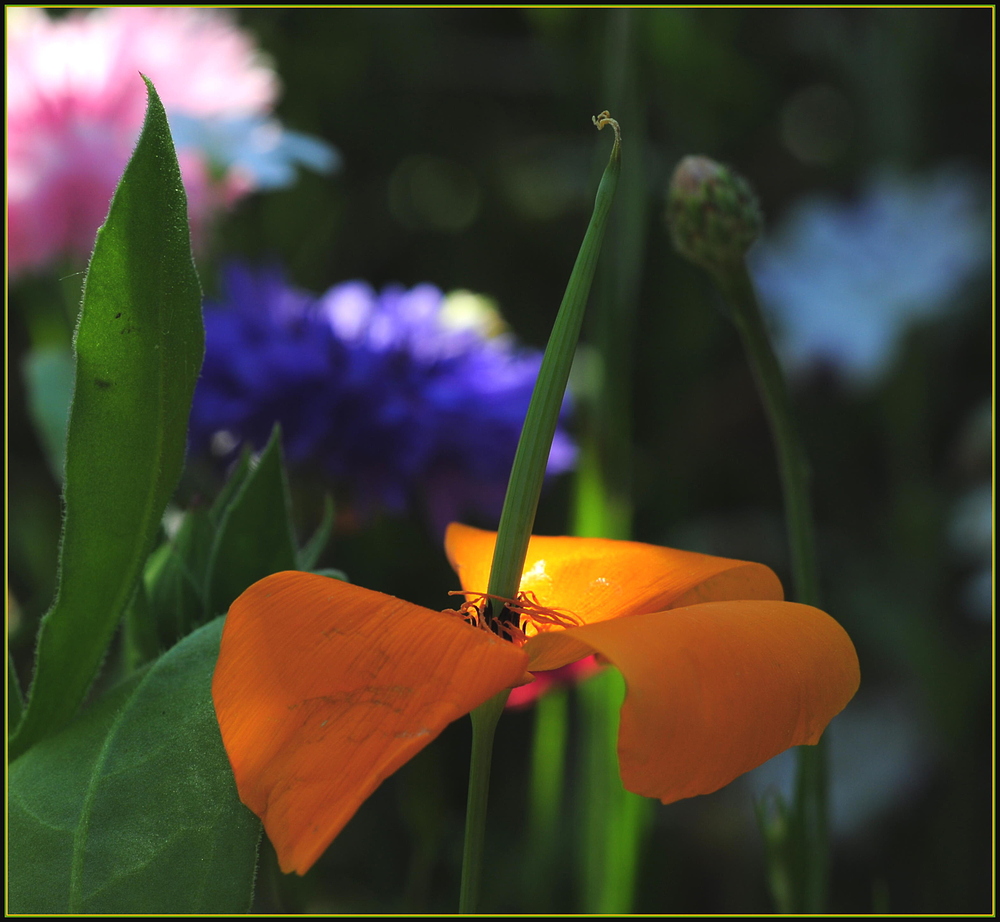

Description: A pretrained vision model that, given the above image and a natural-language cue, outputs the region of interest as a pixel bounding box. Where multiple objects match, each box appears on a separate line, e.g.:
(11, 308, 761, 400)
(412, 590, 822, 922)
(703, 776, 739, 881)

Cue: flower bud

(667, 155, 763, 272)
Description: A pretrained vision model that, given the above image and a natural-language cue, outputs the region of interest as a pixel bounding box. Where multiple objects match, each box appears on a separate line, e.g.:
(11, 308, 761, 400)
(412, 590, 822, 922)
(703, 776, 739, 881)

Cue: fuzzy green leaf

(9, 77, 203, 759)
(8, 618, 260, 913)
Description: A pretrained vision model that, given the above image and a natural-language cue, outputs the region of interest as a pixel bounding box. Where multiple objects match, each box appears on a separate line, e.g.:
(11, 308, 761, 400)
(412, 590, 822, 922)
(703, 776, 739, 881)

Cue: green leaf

(312, 567, 349, 581)
(121, 574, 159, 673)
(204, 427, 298, 618)
(297, 493, 336, 570)
(209, 445, 254, 527)
(9, 653, 25, 729)
(135, 441, 298, 663)
(9, 76, 204, 760)
(144, 507, 215, 643)
(487, 116, 621, 605)
(8, 618, 260, 913)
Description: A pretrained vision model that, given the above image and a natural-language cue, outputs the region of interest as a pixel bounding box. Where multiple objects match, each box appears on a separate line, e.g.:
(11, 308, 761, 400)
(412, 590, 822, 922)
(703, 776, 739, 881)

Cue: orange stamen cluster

(442, 589, 581, 643)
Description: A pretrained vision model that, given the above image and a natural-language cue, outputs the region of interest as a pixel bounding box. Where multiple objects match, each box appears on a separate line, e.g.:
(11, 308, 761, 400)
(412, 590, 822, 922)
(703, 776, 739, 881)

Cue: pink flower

(505, 655, 603, 708)
(7, 8, 330, 277)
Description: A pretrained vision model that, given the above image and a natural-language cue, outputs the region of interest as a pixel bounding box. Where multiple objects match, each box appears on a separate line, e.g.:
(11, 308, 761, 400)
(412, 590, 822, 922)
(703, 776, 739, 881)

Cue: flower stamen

(443, 589, 581, 642)
(505, 590, 581, 631)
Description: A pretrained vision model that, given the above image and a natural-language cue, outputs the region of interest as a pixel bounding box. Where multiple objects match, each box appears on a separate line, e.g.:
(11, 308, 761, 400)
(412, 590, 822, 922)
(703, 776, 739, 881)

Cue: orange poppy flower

(212, 523, 860, 875)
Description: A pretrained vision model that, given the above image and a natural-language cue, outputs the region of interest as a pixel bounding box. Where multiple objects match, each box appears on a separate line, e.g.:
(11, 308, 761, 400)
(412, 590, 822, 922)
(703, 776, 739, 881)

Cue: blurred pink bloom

(7, 8, 331, 277)
(506, 655, 603, 709)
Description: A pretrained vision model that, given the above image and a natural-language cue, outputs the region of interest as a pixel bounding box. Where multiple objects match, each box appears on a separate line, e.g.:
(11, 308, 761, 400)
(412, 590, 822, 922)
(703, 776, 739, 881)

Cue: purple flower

(190, 264, 576, 532)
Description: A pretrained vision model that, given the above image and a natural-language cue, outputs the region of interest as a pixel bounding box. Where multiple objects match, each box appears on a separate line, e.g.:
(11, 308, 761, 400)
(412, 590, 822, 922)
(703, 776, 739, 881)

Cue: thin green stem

(793, 741, 828, 911)
(459, 689, 508, 913)
(459, 115, 622, 913)
(714, 261, 819, 608)
(713, 258, 827, 912)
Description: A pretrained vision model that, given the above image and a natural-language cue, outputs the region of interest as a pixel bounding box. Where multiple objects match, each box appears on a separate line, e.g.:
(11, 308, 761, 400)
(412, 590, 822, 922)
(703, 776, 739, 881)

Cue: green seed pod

(667, 155, 763, 273)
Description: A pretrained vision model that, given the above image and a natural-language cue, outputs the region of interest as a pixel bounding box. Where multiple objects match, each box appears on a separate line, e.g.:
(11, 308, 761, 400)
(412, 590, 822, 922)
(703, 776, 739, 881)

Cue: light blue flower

(169, 113, 339, 191)
(749, 168, 990, 386)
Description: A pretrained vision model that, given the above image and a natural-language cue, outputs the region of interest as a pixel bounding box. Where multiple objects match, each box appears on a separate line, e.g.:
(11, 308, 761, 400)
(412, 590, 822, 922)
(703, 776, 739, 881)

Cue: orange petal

(445, 524, 783, 644)
(524, 600, 860, 802)
(212, 571, 529, 874)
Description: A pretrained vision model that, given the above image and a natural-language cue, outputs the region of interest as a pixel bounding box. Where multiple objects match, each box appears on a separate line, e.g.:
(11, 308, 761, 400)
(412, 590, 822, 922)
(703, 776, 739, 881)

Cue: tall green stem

(712, 257, 827, 912)
(669, 153, 835, 913)
(458, 115, 621, 913)
(458, 690, 508, 913)
(714, 262, 820, 608)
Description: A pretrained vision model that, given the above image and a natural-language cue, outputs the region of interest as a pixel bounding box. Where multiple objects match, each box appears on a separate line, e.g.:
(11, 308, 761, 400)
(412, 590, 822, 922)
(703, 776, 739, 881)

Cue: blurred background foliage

(8, 7, 992, 914)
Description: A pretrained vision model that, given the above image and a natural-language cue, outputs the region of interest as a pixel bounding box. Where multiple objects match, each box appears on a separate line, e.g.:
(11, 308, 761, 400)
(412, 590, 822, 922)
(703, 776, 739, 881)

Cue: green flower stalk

(667, 155, 827, 912)
(460, 111, 622, 913)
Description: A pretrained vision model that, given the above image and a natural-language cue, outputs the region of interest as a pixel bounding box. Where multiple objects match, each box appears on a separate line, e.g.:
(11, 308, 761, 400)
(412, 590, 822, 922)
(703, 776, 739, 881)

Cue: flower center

(442, 590, 581, 644)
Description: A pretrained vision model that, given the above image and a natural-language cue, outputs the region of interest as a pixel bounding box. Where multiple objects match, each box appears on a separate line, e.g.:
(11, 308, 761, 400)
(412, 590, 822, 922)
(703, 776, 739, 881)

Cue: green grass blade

(486, 115, 621, 605)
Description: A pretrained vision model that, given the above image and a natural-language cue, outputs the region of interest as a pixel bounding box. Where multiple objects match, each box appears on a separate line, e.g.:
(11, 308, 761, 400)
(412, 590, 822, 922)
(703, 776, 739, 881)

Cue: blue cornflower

(749, 168, 990, 386)
(190, 264, 575, 531)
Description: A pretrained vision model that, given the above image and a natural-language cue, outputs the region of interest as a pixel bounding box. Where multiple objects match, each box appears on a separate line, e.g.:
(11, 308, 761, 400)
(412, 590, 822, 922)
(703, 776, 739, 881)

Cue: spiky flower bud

(667, 155, 763, 273)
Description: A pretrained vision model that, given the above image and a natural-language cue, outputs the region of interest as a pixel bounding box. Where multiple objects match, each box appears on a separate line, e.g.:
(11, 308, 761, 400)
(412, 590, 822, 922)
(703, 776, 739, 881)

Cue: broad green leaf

(8, 618, 261, 913)
(9, 671, 147, 913)
(9, 77, 203, 759)
(204, 427, 298, 618)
